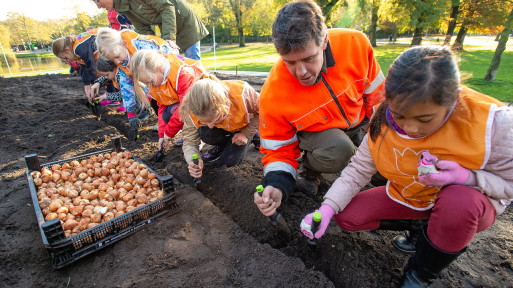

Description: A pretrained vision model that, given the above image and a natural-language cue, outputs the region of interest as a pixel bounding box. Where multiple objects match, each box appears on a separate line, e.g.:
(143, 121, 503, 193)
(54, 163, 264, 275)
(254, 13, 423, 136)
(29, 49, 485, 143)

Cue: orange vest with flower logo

(368, 87, 504, 210)
(189, 80, 250, 132)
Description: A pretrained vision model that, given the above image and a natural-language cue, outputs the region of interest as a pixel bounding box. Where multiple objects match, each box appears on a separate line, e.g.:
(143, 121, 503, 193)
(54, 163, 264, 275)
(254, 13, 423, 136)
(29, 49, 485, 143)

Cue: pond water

(0, 55, 70, 76)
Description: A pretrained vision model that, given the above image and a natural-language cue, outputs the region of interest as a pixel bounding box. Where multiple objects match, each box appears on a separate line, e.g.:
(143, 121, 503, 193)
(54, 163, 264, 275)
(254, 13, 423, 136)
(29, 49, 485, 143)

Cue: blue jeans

(184, 41, 201, 60)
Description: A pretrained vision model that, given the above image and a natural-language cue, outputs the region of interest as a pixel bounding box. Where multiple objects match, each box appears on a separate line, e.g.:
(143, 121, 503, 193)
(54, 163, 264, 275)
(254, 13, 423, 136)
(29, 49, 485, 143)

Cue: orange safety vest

(119, 30, 169, 77)
(260, 28, 383, 173)
(147, 54, 202, 105)
(73, 29, 98, 66)
(368, 87, 504, 210)
(189, 80, 249, 132)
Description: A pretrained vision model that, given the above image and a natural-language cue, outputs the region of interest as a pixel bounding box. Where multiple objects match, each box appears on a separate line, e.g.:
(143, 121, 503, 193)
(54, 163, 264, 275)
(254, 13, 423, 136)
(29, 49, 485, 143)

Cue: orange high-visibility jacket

(259, 28, 385, 179)
(369, 87, 504, 210)
(188, 80, 250, 132)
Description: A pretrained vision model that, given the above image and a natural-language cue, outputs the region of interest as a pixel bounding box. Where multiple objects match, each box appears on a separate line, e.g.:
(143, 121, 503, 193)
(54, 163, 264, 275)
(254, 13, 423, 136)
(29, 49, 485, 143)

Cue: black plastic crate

(25, 137, 180, 269)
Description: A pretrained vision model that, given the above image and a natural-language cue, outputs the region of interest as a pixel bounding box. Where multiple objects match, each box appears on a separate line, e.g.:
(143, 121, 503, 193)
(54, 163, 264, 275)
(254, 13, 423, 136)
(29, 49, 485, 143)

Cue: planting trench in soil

(0, 74, 512, 287)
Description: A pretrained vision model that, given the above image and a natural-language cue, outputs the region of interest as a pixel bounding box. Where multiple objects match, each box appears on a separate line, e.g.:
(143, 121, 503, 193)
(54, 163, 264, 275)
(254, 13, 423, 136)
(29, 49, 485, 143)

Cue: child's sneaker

(100, 100, 113, 105)
(202, 145, 224, 163)
(138, 109, 150, 121)
(117, 106, 126, 112)
(174, 137, 184, 147)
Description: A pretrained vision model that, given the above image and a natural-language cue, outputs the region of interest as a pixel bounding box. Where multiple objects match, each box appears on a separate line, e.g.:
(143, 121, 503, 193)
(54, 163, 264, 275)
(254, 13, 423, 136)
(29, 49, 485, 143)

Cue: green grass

(4, 38, 511, 101)
(201, 41, 512, 102)
(15, 52, 57, 59)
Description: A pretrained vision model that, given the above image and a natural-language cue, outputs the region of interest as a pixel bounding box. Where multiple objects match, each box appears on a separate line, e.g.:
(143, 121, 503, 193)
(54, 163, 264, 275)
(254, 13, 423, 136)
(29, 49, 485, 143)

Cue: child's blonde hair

(96, 27, 126, 58)
(179, 75, 231, 122)
(130, 49, 170, 108)
(52, 36, 75, 56)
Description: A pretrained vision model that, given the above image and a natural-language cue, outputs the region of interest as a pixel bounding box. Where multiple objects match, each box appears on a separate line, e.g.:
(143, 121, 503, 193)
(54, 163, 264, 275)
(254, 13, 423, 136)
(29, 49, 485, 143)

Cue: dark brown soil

(0, 73, 512, 288)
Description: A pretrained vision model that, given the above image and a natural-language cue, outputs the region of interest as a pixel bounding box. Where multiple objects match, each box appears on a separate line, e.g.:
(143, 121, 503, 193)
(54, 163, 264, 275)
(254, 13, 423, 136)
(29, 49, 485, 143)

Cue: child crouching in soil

(129, 49, 204, 154)
(301, 45, 513, 287)
(179, 75, 260, 179)
(92, 56, 152, 122)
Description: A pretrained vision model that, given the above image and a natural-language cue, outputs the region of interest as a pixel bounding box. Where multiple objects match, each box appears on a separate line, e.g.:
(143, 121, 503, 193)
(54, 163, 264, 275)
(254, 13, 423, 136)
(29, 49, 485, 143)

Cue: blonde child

(179, 75, 259, 178)
(300, 46, 513, 287)
(95, 27, 181, 130)
(130, 49, 204, 153)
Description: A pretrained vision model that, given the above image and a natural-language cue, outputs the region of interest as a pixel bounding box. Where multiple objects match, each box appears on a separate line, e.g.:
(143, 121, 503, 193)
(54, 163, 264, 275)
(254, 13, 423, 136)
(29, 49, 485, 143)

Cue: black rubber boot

(378, 220, 427, 253)
(399, 227, 466, 288)
(296, 167, 321, 195)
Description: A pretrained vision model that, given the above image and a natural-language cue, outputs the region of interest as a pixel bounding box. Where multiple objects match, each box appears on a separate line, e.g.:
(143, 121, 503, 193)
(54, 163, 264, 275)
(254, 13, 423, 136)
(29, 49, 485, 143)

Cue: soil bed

(0, 73, 512, 287)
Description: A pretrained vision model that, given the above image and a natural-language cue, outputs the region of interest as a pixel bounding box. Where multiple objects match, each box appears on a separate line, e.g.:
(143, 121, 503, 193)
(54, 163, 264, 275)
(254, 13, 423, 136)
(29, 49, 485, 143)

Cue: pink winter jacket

(324, 107, 513, 215)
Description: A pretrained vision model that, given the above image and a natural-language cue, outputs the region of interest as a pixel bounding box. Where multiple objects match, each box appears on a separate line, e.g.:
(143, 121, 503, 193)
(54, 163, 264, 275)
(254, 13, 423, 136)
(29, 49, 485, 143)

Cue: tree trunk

(484, 7, 513, 81)
(368, 0, 379, 47)
(411, 25, 424, 46)
(443, 2, 460, 46)
(230, 0, 245, 47)
(452, 24, 467, 51)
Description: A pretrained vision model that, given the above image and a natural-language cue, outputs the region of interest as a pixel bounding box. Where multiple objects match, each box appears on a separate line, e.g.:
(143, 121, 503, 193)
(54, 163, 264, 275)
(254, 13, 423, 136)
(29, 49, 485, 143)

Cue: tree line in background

(0, 0, 511, 80)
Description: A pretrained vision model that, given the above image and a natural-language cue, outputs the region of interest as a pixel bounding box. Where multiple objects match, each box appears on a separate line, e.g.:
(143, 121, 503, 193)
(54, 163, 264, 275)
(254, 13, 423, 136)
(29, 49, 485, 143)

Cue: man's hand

(254, 185, 283, 216)
(128, 116, 141, 131)
(188, 158, 204, 178)
(232, 133, 248, 146)
(165, 40, 180, 52)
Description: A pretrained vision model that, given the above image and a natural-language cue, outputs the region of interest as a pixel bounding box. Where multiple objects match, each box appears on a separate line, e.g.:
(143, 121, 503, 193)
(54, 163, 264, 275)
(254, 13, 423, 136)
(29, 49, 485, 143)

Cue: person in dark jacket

(94, 0, 209, 60)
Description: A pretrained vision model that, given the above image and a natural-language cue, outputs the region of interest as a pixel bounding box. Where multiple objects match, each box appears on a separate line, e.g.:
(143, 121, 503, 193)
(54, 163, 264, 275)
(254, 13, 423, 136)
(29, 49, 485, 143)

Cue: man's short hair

(272, 0, 327, 55)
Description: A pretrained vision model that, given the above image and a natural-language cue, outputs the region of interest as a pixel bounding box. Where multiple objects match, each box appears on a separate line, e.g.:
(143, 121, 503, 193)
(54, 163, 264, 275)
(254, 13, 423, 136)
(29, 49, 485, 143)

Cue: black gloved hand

(128, 116, 141, 131)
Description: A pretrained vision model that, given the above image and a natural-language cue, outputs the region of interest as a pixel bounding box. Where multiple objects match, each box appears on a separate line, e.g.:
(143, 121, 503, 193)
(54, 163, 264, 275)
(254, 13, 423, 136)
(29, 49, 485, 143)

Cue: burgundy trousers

(334, 185, 496, 252)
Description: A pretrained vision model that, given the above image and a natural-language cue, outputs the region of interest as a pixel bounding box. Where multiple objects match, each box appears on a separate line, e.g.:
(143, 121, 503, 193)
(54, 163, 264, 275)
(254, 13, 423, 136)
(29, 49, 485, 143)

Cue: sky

(0, 0, 103, 21)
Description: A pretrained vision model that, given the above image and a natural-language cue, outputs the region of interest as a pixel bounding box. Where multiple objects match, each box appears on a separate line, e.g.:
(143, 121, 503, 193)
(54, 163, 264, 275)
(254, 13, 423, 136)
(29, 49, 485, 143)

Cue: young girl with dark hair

(301, 45, 513, 287)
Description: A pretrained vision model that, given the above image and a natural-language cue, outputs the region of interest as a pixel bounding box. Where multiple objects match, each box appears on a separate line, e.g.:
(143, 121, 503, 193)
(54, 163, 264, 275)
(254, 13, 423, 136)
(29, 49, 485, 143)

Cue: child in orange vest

(129, 49, 204, 153)
(301, 46, 513, 287)
(52, 29, 101, 101)
(179, 75, 260, 178)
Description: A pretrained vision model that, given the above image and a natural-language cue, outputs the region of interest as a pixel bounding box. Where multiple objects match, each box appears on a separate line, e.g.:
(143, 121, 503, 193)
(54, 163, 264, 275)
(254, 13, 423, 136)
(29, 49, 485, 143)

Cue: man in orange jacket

(254, 0, 385, 218)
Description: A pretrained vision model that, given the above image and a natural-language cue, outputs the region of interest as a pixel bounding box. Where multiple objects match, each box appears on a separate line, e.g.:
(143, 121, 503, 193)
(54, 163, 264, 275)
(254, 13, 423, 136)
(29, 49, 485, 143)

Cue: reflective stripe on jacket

(259, 28, 385, 178)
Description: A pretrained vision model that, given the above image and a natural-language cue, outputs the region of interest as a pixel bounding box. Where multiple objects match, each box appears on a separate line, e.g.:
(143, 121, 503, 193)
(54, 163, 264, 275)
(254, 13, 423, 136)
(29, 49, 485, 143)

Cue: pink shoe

(100, 100, 112, 105)
(117, 106, 126, 112)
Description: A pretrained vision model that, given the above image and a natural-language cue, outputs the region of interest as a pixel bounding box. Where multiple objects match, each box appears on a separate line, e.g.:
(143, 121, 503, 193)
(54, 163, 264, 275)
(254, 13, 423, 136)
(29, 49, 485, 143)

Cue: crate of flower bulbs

(24, 137, 180, 269)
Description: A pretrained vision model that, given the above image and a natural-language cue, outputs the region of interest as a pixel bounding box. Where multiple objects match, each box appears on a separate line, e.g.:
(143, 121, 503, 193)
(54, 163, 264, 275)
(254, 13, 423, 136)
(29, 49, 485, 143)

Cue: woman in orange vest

(301, 46, 513, 287)
(179, 75, 259, 177)
(129, 49, 204, 154)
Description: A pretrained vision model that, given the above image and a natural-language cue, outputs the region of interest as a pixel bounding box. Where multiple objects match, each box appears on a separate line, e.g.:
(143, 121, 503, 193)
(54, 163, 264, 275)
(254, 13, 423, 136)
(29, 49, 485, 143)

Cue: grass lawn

(3, 36, 511, 101)
(201, 38, 512, 102)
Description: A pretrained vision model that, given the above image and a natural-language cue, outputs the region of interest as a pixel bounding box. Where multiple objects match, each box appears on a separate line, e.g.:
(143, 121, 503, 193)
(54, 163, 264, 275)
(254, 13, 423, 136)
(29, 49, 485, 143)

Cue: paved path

(207, 70, 269, 77)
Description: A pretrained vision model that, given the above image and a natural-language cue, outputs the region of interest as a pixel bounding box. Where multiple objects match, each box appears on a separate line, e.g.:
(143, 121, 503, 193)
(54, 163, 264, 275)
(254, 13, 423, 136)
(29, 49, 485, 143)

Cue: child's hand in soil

(300, 204, 335, 240)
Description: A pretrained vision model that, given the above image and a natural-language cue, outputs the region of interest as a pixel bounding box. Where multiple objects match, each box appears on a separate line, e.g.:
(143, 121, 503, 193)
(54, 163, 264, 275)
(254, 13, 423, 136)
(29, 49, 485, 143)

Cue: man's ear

(322, 33, 328, 50)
